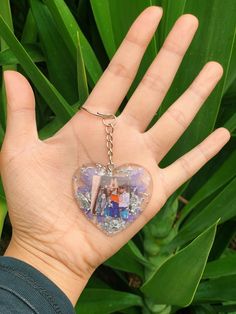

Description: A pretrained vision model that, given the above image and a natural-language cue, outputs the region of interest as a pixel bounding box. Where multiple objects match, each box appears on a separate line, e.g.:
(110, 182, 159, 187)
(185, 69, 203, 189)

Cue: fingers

(79, 6, 163, 114)
(145, 62, 223, 160)
(3, 70, 38, 149)
(161, 128, 231, 197)
(121, 14, 199, 131)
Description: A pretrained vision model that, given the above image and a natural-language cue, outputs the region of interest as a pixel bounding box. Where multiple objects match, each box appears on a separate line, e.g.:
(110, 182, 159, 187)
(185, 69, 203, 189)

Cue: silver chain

(105, 123, 114, 172)
(80, 106, 117, 172)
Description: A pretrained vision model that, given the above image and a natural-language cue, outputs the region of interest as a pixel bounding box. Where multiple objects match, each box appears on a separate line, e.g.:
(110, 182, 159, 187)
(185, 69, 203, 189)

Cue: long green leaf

(177, 150, 236, 226)
(0, 196, 7, 238)
(0, 15, 74, 123)
(90, 0, 116, 58)
(90, 0, 158, 99)
(44, 0, 102, 85)
(159, 0, 187, 46)
(203, 254, 236, 279)
(77, 31, 89, 105)
(30, 0, 78, 104)
(224, 112, 236, 133)
(209, 220, 236, 260)
(0, 0, 15, 130)
(75, 288, 143, 314)
(159, 0, 236, 166)
(21, 9, 38, 43)
(194, 275, 236, 303)
(0, 44, 44, 66)
(167, 177, 236, 250)
(140, 222, 218, 307)
(104, 240, 150, 279)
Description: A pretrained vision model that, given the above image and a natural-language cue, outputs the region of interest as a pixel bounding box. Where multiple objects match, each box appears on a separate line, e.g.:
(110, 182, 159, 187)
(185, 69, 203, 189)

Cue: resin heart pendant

(72, 164, 153, 236)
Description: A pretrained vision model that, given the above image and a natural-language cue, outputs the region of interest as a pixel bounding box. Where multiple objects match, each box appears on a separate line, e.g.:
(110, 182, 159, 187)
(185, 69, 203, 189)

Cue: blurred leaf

(140, 221, 218, 307)
(0, 15, 74, 123)
(44, 0, 102, 85)
(21, 9, 37, 43)
(0, 44, 44, 65)
(105, 240, 150, 279)
(39, 102, 79, 139)
(212, 304, 236, 313)
(167, 177, 236, 250)
(224, 38, 236, 92)
(90, 0, 116, 58)
(86, 275, 111, 289)
(77, 31, 89, 104)
(224, 112, 236, 133)
(178, 150, 236, 226)
(75, 288, 143, 314)
(191, 304, 216, 314)
(160, 0, 236, 166)
(194, 275, 236, 303)
(0, 0, 16, 130)
(146, 190, 181, 239)
(30, 0, 78, 104)
(203, 254, 236, 279)
(208, 220, 236, 261)
(0, 196, 7, 238)
(0, 121, 5, 145)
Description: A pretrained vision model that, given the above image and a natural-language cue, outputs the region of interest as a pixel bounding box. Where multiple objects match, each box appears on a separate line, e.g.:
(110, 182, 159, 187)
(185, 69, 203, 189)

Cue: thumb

(3, 70, 38, 149)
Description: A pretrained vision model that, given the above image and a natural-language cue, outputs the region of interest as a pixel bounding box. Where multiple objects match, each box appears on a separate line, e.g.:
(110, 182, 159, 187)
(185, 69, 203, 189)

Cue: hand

(1, 6, 230, 305)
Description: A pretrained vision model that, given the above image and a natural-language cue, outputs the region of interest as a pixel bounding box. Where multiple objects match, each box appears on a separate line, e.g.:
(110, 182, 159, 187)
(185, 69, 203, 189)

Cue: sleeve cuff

(0, 256, 75, 313)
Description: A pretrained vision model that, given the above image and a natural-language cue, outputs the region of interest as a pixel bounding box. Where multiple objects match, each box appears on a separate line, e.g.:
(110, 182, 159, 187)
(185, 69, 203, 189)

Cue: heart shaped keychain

(72, 107, 153, 236)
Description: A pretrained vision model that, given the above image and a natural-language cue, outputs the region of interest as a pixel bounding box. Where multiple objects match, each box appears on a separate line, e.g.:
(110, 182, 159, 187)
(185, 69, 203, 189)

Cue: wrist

(3, 235, 91, 306)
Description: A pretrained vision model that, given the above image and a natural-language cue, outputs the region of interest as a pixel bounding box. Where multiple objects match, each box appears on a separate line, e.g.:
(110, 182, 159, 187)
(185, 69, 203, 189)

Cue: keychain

(72, 106, 153, 236)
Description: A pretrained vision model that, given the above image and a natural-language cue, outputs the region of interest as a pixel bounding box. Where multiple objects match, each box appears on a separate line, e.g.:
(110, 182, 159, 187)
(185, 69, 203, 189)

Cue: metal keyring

(80, 106, 117, 127)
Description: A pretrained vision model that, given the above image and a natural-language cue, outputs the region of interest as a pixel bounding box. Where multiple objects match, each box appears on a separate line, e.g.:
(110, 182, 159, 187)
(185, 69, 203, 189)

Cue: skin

(1, 6, 230, 306)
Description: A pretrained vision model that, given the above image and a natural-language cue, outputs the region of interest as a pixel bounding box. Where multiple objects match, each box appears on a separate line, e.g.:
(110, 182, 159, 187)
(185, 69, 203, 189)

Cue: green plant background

(0, 0, 236, 313)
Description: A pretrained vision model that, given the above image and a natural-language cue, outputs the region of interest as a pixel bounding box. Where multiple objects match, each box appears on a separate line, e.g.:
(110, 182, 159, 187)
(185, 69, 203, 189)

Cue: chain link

(80, 106, 117, 172)
(105, 123, 114, 172)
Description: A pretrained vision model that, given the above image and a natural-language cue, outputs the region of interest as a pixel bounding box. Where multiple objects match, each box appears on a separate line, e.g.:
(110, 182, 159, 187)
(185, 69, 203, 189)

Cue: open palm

(1, 6, 230, 305)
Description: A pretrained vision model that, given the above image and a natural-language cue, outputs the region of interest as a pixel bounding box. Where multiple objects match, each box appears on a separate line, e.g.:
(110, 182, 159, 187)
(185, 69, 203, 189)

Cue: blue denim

(0, 256, 75, 313)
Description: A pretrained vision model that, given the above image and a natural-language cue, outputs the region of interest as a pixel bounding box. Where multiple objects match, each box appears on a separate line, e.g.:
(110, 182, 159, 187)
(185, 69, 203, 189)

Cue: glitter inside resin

(72, 163, 153, 236)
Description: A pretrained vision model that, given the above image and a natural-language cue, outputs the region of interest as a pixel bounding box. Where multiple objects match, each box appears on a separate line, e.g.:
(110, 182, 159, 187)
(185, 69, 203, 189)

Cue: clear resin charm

(72, 163, 153, 236)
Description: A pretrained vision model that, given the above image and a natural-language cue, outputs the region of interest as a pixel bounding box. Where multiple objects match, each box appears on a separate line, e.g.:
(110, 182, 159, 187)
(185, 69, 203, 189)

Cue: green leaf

(177, 150, 236, 226)
(30, 0, 78, 104)
(77, 31, 89, 105)
(160, 0, 236, 166)
(224, 112, 236, 133)
(208, 220, 236, 260)
(0, 0, 16, 130)
(39, 102, 79, 139)
(0, 14, 74, 123)
(203, 254, 236, 279)
(168, 177, 236, 249)
(225, 38, 236, 92)
(0, 0, 14, 52)
(21, 9, 38, 44)
(213, 304, 236, 313)
(159, 0, 187, 45)
(0, 196, 7, 238)
(104, 240, 150, 279)
(90, 0, 116, 59)
(140, 221, 218, 307)
(44, 0, 102, 85)
(90, 0, 158, 99)
(0, 44, 44, 66)
(194, 275, 236, 303)
(75, 288, 143, 314)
